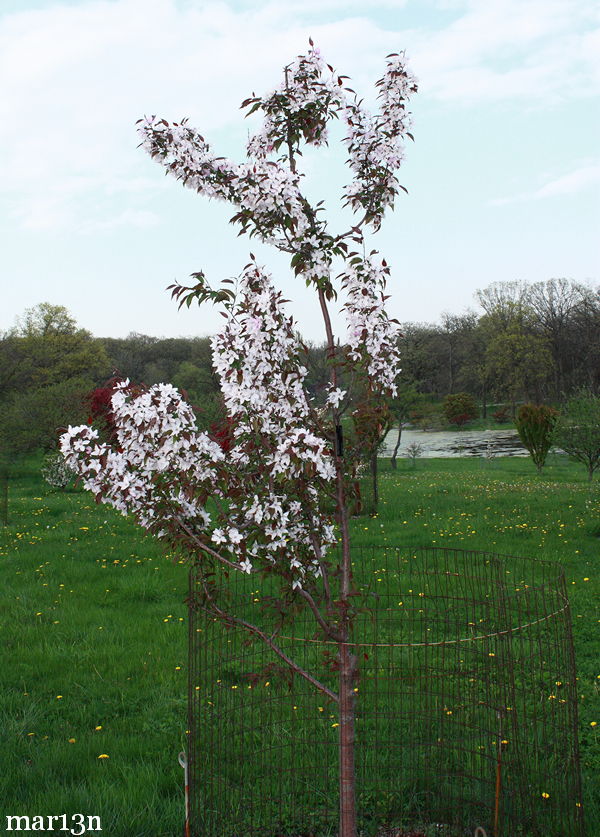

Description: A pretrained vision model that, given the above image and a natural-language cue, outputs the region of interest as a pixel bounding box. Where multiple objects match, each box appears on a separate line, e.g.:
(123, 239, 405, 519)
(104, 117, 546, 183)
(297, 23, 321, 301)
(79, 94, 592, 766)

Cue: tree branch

(197, 576, 339, 703)
(175, 516, 259, 574)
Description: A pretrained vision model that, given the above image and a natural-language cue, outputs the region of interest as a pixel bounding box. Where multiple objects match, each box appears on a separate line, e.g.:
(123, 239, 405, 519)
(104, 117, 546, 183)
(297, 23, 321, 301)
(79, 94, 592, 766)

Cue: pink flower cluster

(342, 53, 418, 230)
(137, 45, 417, 276)
(61, 265, 336, 588)
(63, 45, 417, 590)
(60, 382, 223, 534)
(342, 256, 402, 396)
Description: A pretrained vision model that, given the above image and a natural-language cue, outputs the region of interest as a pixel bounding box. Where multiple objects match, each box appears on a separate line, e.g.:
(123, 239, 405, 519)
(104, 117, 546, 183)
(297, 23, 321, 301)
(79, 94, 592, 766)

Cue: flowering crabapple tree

(60, 42, 417, 837)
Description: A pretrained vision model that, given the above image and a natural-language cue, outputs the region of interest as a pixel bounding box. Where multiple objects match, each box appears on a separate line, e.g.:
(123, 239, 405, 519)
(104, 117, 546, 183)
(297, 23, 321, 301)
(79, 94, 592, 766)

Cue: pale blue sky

(1, 0, 598, 342)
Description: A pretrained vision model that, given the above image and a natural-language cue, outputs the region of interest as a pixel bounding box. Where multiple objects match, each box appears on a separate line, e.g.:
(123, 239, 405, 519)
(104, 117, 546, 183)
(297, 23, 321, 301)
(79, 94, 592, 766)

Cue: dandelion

(68, 738, 76, 744)
(542, 792, 550, 799)
(95, 726, 102, 731)
(98, 754, 109, 759)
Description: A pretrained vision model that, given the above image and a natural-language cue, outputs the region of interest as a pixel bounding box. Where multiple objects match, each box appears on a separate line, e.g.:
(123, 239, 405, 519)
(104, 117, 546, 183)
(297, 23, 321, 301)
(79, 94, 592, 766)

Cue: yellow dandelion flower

(542, 792, 550, 799)
(98, 754, 109, 759)
(68, 738, 76, 744)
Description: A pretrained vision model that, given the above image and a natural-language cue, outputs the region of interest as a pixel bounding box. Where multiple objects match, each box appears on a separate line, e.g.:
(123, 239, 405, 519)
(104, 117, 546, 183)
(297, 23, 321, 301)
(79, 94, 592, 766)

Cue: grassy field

(1, 453, 598, 836)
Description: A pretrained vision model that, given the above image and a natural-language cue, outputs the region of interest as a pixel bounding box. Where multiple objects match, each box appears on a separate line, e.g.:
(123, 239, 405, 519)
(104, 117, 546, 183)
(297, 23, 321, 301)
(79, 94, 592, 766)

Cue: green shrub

(515, 403, 558, 473)
(442, 393, 478, 427)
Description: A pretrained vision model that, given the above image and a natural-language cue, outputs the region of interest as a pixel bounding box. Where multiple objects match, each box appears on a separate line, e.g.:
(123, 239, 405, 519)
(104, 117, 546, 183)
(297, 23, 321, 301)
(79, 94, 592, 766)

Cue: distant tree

(554, 391, 600, 481)
(458, 320, 493, 417)
(443, 392, 478, 427)
(350, 397, 392, 514)
(439, 311, 477, 395)
(475, 281, 530, 328)
(405, 440, 424, 467)
(389, 380, 422, 469)
(399, 322, 446, 398)
(0, 377, 90, 524)
(526, 279, 600, 398)
(0, 303, 109, 395)
(515, 404, 558, 474)
(484, 326, 552, 414)
(570, 286, 600, 392)
(0, 303, 107, 524)
(100, 332, 158, 383)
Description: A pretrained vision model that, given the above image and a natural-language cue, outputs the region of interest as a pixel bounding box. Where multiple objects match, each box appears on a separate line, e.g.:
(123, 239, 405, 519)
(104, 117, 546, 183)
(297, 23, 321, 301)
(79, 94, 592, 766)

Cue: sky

(1, 0, 599, 343)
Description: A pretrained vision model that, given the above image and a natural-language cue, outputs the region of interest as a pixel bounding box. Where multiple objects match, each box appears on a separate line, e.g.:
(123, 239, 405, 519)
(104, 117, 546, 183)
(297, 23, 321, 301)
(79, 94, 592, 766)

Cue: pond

(380, 427, 528, 458)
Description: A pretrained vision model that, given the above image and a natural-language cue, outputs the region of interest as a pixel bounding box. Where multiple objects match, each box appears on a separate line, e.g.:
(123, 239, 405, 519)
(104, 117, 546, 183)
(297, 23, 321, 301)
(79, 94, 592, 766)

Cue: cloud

(489, 162, 600, 205)
(0, 0, 598, 234)
(0, 0, 389, 232)
(410, 0, 600, 103)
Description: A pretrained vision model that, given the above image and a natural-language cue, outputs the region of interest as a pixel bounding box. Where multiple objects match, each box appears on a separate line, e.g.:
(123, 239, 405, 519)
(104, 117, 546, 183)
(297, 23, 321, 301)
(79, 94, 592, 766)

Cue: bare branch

(198, 577, 339, 703)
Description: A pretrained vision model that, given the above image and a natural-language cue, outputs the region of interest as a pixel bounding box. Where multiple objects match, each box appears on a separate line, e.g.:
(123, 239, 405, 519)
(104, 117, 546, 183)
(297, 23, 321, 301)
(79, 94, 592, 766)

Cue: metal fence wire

(187, 547, 584, 837)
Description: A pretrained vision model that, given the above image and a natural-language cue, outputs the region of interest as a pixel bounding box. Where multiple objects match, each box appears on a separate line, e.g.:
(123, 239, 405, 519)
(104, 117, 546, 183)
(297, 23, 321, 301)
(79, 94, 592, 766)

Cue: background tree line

(1, 278, 598, 464)
(401, 278, 599, 415)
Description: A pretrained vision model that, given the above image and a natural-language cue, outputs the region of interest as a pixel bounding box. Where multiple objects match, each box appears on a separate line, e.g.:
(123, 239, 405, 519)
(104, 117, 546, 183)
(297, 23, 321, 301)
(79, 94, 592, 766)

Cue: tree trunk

(1, 470, 8, 527)
(390, 424, 403, 469)
(370, 451, 378, 513)
(338, 641, 358, 837)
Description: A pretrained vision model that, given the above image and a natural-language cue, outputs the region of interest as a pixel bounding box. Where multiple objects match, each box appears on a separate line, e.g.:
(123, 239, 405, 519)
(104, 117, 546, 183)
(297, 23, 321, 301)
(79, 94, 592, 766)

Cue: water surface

(381, 428, 528, 458)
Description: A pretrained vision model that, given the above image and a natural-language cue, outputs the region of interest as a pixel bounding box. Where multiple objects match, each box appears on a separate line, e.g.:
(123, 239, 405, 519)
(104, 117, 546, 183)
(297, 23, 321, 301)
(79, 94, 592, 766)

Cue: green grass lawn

(0, 454, 598, 836)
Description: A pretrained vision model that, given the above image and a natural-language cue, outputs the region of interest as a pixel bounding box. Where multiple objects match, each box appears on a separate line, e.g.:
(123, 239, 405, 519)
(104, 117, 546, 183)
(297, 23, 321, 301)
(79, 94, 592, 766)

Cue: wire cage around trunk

(186, 547, 584, 837)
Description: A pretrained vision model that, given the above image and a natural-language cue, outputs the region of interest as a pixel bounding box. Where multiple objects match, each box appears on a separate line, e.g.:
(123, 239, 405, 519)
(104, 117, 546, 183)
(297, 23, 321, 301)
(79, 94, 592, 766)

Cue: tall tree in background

(0, 303, 109, 396)
(526, 279, 600, 397)
(0, 304, 109, 524)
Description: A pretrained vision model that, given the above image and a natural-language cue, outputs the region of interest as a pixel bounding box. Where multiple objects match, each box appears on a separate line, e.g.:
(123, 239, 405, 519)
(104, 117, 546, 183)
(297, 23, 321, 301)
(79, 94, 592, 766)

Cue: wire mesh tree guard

(186, 547, 584, 837)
